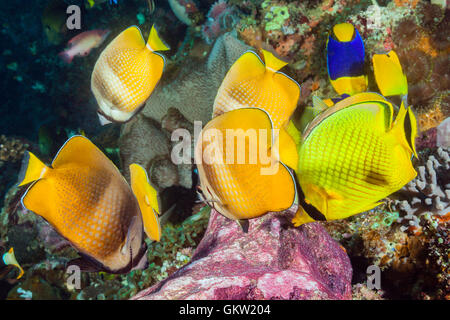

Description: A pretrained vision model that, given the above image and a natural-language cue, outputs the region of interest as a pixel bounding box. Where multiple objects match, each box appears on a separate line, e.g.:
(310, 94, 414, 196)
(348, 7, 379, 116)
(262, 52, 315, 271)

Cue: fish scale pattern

(51, 166, 133, 258)
(201, 129, 294, 219)
(214, 77, 290, 130)
(101, 47, 153, 112)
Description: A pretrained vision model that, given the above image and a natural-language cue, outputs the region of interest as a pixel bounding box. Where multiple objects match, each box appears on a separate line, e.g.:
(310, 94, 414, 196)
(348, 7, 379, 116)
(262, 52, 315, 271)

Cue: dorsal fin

(303, 92, 388, 140)
(146, 25, 169, 52)
(312, 96, 330, 112)
(262, 49, 288, 72)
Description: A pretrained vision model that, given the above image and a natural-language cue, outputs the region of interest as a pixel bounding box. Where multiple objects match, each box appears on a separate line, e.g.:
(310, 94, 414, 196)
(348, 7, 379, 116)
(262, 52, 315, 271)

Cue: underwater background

(0, 0, 448, 300)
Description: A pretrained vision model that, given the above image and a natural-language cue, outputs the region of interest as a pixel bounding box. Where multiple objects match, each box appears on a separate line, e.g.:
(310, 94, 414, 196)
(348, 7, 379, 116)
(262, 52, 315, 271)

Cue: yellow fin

(330, 75, 368, 96)
(110, 26, 146, 51)
(312, 96, 330, 111)
(147, 25, 169, 52)
(2, 248, 24, 279)
(333, 23, 355, 42)
(372, 51, 408, 97)
(262, 49, 288, 72)
(277, 127, 299, 170)
(286, 120, 301, 146)
(21, 178, 56, 225)
(129, 164, 161, 242)
(291, 206, 316, 227)
(17, 152, 49, 187)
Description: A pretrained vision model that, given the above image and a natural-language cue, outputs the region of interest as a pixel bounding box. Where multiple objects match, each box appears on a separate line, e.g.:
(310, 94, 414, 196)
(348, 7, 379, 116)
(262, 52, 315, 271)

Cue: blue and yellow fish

(326, 23, 367, 96)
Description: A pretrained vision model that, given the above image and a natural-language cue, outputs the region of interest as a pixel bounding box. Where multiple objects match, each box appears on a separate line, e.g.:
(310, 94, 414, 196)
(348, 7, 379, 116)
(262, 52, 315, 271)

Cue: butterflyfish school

(292, 92, 418, 226)
(213, 49, 300, 131)
(195, 108, 297, 232)
(17, 136, 161, 274)
(91, 25, 169, 125)
(327, 23, 367, 96)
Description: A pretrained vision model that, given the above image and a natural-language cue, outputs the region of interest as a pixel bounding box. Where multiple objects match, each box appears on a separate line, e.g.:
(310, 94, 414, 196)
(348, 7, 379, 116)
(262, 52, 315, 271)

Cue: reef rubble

(132, 209, 352, 300)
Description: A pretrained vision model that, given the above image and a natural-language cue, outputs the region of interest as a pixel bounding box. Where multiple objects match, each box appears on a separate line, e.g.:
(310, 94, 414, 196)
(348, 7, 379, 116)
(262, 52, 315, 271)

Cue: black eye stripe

(404, 110, 413, 151)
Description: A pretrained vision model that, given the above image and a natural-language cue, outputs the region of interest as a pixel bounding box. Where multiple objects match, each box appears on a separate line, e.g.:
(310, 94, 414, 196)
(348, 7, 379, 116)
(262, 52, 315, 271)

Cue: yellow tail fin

(146, 25, 169, 52)
(262, 49, 288, 72)
(2, 248, 24, 279)
(17, 152, 49, 187)
(129, 163, 161, 242)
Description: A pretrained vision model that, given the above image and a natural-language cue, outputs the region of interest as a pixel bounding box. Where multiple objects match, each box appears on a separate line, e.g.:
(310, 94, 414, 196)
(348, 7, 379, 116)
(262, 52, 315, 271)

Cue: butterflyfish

(372, 50, 408, 104)
(195, 108, 297, 232)
(91, 25, 169, 125)
(292, 92, 418, 226)
(2, 248, 24, 279)
(17, 136, 161, 274)
(327, 23, 368, 96)
(213, 49, 300, 131)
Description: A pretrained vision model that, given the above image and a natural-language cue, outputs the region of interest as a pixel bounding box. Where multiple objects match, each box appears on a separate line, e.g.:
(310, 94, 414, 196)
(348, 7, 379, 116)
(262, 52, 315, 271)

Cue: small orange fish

(91, 25, 169, 124)
(18, 136, 161, 273)
(58, 29, 110, 64)
(213, 49, 300, 131)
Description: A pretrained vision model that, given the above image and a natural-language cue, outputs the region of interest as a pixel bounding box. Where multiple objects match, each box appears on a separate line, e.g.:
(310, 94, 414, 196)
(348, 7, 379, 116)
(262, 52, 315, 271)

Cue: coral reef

(132, 209, 352, 300)
(392, 147, 449, 234)
(0, 135, 29, 165)
(202, 0, 239, 44)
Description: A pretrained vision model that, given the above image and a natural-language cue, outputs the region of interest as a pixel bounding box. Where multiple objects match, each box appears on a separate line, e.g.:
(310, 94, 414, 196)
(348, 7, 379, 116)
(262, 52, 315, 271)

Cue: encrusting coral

(132, 209, 353, 300)
(0, 135, 29, 166)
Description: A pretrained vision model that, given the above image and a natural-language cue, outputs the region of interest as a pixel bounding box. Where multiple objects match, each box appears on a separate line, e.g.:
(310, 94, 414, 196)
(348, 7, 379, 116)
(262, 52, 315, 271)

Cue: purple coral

(132, 209, 353, 300)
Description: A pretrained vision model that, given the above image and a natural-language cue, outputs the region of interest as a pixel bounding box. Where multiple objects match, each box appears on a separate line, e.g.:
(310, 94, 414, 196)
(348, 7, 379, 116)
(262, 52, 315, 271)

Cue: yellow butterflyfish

(91, 25, 169, 125)
(213, 49, 300, 130)
(292, 92, 418, 226)
(18, 136, 161, 274)
(195, 108, 297, 232)
(372, 50, 408, 99)
(2, 248, 24, 279)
